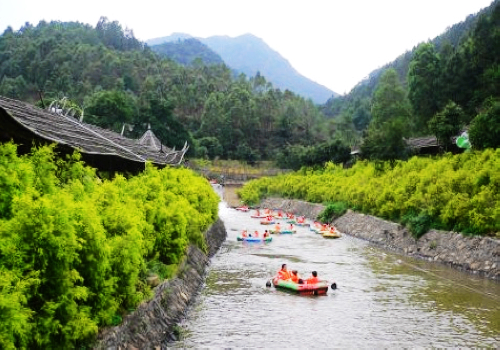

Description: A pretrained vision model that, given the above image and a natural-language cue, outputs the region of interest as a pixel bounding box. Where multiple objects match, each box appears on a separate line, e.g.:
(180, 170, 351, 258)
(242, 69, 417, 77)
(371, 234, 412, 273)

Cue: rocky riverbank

(94, 218, 227, 349)
(260, 198, 499, 281)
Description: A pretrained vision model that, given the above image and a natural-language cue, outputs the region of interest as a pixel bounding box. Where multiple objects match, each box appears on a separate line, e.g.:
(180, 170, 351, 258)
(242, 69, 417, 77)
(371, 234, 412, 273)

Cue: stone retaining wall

(94, 218, 227, 349)
(260, 198, 499, 281)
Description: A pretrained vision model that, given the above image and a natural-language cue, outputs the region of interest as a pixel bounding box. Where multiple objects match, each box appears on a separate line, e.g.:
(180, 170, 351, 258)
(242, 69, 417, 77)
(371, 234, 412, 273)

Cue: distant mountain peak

(146, 32, 193, 46)
(147, 33, 338, 102)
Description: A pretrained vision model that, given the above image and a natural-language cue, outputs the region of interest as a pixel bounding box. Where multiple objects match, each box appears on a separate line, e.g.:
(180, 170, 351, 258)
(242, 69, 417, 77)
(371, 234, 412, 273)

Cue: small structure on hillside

(0, 96, 188, 172)
(350, 135, 462, 158)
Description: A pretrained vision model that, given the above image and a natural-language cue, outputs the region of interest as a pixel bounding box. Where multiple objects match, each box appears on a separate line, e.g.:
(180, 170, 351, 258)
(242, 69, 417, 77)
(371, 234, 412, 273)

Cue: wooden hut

(0, 96, 188, 172)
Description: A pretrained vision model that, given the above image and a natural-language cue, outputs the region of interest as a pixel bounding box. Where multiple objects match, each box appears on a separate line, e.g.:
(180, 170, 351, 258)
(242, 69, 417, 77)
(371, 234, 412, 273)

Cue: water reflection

(169, 201, 500, 348)
(365, 249, 500, 338)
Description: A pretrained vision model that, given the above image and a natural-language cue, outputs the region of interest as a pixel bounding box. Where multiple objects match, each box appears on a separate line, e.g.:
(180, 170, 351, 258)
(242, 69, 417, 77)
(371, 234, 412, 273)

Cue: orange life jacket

(290, 274, 299, 283)
(306, 276, 319, 284)
(278, 269, 291, 280)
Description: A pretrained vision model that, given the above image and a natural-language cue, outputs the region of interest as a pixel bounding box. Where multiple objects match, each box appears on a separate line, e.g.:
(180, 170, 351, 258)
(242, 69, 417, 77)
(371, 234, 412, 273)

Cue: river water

(170, 193, 500, 348)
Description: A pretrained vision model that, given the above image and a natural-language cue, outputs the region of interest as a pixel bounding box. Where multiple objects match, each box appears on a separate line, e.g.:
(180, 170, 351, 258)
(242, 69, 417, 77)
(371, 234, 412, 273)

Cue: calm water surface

(170, 190, 500, 348)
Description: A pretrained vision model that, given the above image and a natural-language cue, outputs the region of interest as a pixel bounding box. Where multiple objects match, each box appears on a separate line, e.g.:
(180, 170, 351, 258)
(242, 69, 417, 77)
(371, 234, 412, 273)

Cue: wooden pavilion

(0, 96, 188, 172)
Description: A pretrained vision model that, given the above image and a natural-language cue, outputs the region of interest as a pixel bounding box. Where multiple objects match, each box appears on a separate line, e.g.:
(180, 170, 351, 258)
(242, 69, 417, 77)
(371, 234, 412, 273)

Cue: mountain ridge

(147, 33, 338, 103)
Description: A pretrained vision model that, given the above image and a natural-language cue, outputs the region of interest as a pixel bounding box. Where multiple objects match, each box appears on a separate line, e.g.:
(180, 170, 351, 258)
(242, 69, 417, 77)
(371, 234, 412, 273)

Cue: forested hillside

(322, 0, 499, 157)
(0, 17, 338, 164)
(150, 38, 224, 66)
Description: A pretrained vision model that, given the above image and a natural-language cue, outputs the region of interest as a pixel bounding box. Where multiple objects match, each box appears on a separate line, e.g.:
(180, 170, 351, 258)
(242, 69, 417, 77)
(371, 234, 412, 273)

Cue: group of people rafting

(254, 209, 305, 222)
(311, 221, 339, 234)
(275, 263, 320, 285)
(241, 229, 271, 238)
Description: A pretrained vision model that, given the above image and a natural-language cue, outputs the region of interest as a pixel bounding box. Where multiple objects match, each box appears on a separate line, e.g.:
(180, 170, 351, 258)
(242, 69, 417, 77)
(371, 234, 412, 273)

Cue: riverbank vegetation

(0, 142, 219, 349)
(238, 149, 499, 238)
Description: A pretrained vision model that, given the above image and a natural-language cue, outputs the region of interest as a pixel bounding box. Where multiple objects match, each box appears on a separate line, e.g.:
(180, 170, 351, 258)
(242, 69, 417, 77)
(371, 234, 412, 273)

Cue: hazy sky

(0, 0, 494, 94)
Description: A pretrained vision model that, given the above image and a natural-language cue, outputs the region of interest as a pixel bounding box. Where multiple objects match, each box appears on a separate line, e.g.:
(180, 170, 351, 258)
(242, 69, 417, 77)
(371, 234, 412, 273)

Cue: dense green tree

(362, 69, 411, 162)
(84, 90, 135, 131)
(196, 136, 223, 159)
(0, 76, 28, 99)
(428, 101, 464, 151)
(360, 119, 409, 164)
(468, 100, 500, 150)
(371, 69, 411, 126)
(275, 139, 350, 170)
(408, 42, 442, 132)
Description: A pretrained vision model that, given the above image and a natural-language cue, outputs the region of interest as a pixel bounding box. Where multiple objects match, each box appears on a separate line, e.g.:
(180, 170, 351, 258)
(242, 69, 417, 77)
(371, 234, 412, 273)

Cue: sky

(0, 0, 494, 94)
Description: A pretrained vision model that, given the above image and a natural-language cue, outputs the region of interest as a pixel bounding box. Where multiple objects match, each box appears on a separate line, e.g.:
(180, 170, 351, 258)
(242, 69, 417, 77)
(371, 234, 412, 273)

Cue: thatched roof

(350, 135, 460, 157)
(0, 96, 188, 171)
(405, 136, 440, 149)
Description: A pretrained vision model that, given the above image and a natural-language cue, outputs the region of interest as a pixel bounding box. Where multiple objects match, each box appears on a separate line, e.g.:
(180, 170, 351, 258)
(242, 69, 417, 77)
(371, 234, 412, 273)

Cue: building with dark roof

(0, 96, 188, 172)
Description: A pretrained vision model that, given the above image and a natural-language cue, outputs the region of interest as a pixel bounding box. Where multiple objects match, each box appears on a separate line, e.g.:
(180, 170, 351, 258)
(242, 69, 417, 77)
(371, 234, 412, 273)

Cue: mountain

(150, 38, 224, 66)
(147, 33, 338, 103)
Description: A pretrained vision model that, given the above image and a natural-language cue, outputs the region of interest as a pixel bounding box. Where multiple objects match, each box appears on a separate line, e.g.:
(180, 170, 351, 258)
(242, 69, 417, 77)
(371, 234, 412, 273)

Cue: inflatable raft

(251, 214, 268, 218)
(237, 236, 272, 243)
(270, 229, 297, 234)
(295, 222, 310, 227)
(236, 206, 250, 212)
(272, 278, 330, 295)
(260, 219, 275, 225)
(321, 231, 341, 239)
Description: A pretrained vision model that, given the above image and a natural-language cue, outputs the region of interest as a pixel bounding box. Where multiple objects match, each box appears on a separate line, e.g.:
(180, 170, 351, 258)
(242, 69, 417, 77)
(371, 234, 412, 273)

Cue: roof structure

(405, 136, 440, 149)
(350, 135, 461, 157)
(0, 96, 188, 171)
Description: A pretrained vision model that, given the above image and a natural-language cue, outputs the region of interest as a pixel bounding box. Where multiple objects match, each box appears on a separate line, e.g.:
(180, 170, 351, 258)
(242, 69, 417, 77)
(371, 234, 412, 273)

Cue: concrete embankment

(260, 198, 499, 281)
(95, 218, 227, 349)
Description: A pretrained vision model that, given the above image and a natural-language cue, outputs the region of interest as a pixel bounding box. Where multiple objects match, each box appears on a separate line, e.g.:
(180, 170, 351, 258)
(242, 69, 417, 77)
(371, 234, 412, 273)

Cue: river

(169, 191, 500, 348)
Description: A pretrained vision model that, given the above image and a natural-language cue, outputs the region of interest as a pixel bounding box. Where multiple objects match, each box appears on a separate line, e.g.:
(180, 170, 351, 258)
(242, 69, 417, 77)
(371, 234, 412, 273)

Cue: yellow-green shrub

(239, 149, 499, 236)
(0, 142, 219, 348)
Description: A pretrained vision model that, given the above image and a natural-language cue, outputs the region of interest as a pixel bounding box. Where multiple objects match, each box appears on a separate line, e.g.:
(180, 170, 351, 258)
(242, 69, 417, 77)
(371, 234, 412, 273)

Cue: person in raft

(290, 270, 305, 284)
(263, 230, 269, 238)
(242, 230, 248, 238)
(306, 271, 319, 284)
(254, 230, 259, 237)
(277, 264, 291, 280)
(274, 222, 281, 233)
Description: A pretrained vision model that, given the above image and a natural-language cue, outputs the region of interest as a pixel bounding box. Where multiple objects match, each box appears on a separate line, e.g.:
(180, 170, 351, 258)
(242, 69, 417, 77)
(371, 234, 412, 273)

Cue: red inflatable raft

(271, 277, 331, 296)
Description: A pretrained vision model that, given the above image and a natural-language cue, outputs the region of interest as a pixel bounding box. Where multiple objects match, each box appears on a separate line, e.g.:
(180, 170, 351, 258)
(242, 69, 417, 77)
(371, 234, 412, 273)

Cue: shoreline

(94, 218, 227, 349)
(259, 198, 499, 281)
